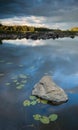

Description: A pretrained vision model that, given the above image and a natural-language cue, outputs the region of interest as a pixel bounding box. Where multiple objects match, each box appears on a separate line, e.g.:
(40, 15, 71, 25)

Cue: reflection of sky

(0, 0, 78, 29)
(2, 37, 78, 92)
(0, 38, 78, 130)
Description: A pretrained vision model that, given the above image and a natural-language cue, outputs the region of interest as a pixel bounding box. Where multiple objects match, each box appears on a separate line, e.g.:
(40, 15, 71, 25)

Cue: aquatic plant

(13, 79, 17, 83)
(29, 96, 37, 100)
(23, 100, 31, 106)
(5, 82, 10, 86)
(40, 99, 48, 104)
(7, 74, 28, 90)
(36, 98, 41, 103)
(33, 114, 41, 120)
(16, 84, 24, 89)
(49, 114, 58, 121)
(21, 80, 27, 84)
(23, 95, 58, 124)
(16, 82, 20, 85)
(23, 95, 48, 107)
(19, 74, 27, 79)
(40, 116, 50, 124)
(33, 114, 58, 124)
(31, 100, 37, 105)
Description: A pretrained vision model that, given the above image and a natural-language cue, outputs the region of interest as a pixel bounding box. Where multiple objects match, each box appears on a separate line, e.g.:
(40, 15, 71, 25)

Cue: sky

(0, 0, 78, 29)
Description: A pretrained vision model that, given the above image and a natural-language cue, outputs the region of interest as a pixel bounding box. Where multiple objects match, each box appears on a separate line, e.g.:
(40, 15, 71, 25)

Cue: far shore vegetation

(0, 23, 78, 34)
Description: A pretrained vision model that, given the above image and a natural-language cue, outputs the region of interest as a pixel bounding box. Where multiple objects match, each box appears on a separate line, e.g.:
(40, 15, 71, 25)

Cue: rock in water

(32, 76, 68, 105)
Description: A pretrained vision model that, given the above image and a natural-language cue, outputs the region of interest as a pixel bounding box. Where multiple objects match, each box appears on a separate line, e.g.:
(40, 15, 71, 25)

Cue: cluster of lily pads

(23, 95, 58, 124)
(33, 114, 58, 124)
(5, 74, 28, 90)
(23, 95, 48, 107)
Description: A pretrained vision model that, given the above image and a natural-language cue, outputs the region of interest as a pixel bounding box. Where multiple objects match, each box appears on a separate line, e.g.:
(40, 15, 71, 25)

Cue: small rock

(32, 76, 68, 105)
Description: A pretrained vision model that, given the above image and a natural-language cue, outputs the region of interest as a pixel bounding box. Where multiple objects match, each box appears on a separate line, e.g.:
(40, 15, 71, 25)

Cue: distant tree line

(0, 23, 62, 33)
(0, 24, 35, 33)
(0, 23, 78, 34)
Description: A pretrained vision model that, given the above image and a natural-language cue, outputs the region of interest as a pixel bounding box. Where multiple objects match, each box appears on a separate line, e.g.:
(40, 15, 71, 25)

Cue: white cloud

(3, 39, 46, 46)
(0, 15, 78, 30)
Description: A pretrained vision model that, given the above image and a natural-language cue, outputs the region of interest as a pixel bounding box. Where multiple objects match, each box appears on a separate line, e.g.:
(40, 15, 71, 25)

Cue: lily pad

(36, 98, 41, 103)
(16, 84, 24, 89)
(16, 82, 20, 85)
(33, 114, 41, 120)
(21, 80, 27, 84)
(31, 100, 37, 105)
(40, 116, 50, 124)
(40, 99, 48, 104)
(5, 83, 10, 86)
(23, 100, 31, 106)
(29, 96, 37, 100)
(13, 80, 17, 83)
(49, 114, 58, 121)
(19, 74, 27, 79)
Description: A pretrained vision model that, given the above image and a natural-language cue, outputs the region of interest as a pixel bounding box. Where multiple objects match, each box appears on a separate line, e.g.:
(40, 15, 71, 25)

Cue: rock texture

(32, 76, 68, 105)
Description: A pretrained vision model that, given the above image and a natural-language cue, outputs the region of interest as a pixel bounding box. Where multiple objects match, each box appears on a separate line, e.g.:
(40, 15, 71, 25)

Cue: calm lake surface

(0, 38, 78, 130)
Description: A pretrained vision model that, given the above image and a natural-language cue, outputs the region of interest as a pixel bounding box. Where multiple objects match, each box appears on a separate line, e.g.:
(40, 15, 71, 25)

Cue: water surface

(0, 38, 78, 130)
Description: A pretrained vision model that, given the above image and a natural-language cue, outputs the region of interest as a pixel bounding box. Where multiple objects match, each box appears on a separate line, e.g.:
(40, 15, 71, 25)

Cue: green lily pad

(16, 82, 20, 85)
(16, 84, 24, 89)
(23, 100, 31, 106)
(31, 100, 37, 105)
(19, 74, 27, 79)
(36, 98, 41, 103)
(40, 99, 48, 104)
(49, 114, 58, 121)
(5, 83, 10, 86)
(29, 96, 37, 100)
(13, 79, 17, 83)
(33, 114, 41, 120)
(40, 116, 50, 124)
(21, 80, 27, 84)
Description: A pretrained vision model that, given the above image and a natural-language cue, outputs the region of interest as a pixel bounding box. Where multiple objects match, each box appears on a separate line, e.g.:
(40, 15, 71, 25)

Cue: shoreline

(0, 31, 78, 40)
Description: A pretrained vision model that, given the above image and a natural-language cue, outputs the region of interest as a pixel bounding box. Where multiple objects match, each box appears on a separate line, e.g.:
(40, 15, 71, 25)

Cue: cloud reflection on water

(2, 37, 78, 92)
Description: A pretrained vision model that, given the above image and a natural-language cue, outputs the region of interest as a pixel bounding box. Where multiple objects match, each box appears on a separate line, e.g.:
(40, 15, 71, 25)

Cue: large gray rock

(32, 76, 68, 104)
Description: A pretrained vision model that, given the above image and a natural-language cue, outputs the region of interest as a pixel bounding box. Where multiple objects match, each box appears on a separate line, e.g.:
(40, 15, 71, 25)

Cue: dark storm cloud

(0, 0, 78, 18)
(0, 0, 78, 29)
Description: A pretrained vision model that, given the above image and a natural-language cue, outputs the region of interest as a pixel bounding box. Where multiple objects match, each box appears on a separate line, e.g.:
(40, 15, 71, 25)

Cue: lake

(0, 37, 78, 130)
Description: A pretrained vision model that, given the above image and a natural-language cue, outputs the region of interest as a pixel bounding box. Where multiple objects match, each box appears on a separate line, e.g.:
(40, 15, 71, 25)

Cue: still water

(0, 38, 78, 130)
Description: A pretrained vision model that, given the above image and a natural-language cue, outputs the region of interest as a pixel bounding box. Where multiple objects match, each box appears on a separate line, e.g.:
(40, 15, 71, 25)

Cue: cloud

(3, 39, 46, 46)
(0, 0, 78, 18)
(0, 0, 78, 29)
(0, 16, 78, 29)
(0, 16, 45, 27)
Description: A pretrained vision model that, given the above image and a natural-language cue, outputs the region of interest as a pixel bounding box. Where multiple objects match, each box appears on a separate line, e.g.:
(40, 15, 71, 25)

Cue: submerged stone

(32, 76, 68, 105)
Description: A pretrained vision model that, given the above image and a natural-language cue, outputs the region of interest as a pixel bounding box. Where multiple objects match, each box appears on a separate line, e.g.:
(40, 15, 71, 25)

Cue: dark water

(0, 38, 78, 130)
